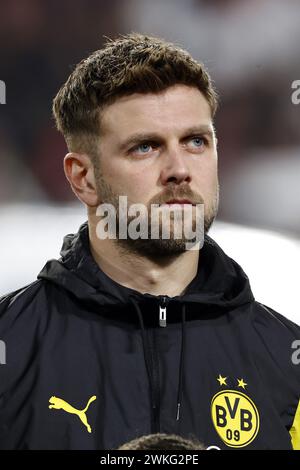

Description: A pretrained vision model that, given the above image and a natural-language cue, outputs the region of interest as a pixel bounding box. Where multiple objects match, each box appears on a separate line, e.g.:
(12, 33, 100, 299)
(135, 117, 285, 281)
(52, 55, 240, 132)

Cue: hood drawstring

(130, 298, 156, 423)
(130, 297, 186, 424)
(176, 303, 186, 422)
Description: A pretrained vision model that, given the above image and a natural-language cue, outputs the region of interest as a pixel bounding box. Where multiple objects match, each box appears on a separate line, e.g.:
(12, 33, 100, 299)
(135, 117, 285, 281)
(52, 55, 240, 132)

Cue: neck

(88, 217, 200, 297)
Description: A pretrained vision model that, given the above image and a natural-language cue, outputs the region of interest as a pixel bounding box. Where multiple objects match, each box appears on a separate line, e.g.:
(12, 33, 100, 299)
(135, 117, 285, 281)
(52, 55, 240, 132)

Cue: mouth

(161, 199, 195, 206)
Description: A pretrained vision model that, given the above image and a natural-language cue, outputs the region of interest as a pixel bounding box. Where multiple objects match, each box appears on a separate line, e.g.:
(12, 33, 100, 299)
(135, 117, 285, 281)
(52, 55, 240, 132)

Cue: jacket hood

(37, 220, 255, 423)
(38, 221, 255, 314)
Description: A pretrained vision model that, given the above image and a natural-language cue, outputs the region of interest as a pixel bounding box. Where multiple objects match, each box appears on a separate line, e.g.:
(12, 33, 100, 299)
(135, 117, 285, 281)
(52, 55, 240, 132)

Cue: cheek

(127, 170, 154, 201)
(195, 160, 218, 194)
(102, 162, 152, 200)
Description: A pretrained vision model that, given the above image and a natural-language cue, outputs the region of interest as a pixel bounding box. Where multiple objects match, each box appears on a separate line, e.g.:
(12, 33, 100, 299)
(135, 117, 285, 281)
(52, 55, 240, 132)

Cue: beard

(94, 167, 219, 259)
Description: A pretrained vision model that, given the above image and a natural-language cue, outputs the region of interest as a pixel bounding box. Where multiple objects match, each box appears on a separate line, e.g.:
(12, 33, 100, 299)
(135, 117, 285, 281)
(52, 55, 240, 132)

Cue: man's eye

(132, 143, 156, 154)
(189, 136, 206, 148)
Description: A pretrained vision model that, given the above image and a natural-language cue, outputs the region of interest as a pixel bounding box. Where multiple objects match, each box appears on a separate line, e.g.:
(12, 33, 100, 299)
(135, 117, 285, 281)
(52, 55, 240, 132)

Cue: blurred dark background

(0, 0, 300, 235)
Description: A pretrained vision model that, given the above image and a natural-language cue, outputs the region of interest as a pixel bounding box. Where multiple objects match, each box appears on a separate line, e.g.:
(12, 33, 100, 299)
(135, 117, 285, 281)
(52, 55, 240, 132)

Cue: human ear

(63, 152, 100, 207)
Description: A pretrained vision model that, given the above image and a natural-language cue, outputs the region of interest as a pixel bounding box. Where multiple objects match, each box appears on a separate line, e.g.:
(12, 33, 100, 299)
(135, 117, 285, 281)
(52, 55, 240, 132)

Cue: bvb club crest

(211, 375, 260, 448)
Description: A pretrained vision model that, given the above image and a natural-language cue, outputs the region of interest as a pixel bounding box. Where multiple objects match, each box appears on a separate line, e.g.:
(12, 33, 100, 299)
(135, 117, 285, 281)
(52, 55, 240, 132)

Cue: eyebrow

(118, 124, 215, 151)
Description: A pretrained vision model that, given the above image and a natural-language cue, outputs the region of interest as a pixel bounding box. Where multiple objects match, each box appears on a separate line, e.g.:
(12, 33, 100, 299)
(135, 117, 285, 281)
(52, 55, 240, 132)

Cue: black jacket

(0, 221, 300, 450)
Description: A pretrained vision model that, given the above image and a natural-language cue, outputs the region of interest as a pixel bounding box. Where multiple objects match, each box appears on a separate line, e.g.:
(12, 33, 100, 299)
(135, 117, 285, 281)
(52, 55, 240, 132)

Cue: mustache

(149, 186, 204, 206)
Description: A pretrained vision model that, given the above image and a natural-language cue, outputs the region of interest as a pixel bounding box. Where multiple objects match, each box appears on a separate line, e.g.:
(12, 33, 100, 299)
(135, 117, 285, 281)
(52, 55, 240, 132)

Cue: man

(0, 33, 300, 450)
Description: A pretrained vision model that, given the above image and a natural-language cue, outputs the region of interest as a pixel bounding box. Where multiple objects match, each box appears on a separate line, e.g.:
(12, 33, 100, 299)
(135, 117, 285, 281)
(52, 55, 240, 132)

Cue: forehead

(100, 84, 212, 137)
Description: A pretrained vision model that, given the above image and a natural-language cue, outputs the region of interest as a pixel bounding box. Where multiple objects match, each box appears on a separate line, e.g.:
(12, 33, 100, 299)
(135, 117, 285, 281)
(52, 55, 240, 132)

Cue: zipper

(159, 296, 169, 327)
(148, 296, 170, 432)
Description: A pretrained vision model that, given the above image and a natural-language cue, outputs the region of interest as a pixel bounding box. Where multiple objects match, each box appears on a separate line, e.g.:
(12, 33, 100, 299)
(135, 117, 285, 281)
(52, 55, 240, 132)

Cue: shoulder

(0, 279, 43, 306)
(0, 279, 45, 313)
(0, 279, 51, 336)
(251, 301, 300, 338)
(250, 301, 300, 384)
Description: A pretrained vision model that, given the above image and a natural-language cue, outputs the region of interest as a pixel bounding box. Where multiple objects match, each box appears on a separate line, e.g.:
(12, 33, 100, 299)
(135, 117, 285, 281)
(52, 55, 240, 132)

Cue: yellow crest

(211, 389, 259, 448)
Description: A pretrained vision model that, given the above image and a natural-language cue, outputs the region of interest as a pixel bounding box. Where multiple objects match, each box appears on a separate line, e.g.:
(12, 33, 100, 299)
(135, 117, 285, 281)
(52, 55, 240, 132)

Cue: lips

(164, 199, 194, 205)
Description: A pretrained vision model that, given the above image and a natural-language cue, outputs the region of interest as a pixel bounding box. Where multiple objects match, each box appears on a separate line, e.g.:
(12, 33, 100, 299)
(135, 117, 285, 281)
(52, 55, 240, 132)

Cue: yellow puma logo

(49, 395, 97, 433)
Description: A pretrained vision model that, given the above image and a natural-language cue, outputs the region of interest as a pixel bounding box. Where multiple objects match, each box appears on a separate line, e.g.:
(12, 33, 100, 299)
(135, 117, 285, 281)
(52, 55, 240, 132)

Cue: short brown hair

(117, 433, 206, 451)
(53, 32, 218, 159)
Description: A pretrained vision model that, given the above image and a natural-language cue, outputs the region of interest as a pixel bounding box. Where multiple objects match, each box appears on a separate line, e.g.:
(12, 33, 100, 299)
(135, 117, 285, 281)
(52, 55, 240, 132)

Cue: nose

(159, 146, 192, 186)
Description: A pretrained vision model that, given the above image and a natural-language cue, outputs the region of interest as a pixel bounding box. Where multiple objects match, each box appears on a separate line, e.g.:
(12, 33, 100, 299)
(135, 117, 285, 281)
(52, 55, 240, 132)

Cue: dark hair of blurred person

(117, 433, 206, 451)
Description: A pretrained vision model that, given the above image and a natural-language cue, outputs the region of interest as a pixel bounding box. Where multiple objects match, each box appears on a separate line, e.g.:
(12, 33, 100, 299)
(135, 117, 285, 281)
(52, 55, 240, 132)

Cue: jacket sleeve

(254, 302, 300, 449)
(290, 400, 300, 449)
(0, 281, 45, 448)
